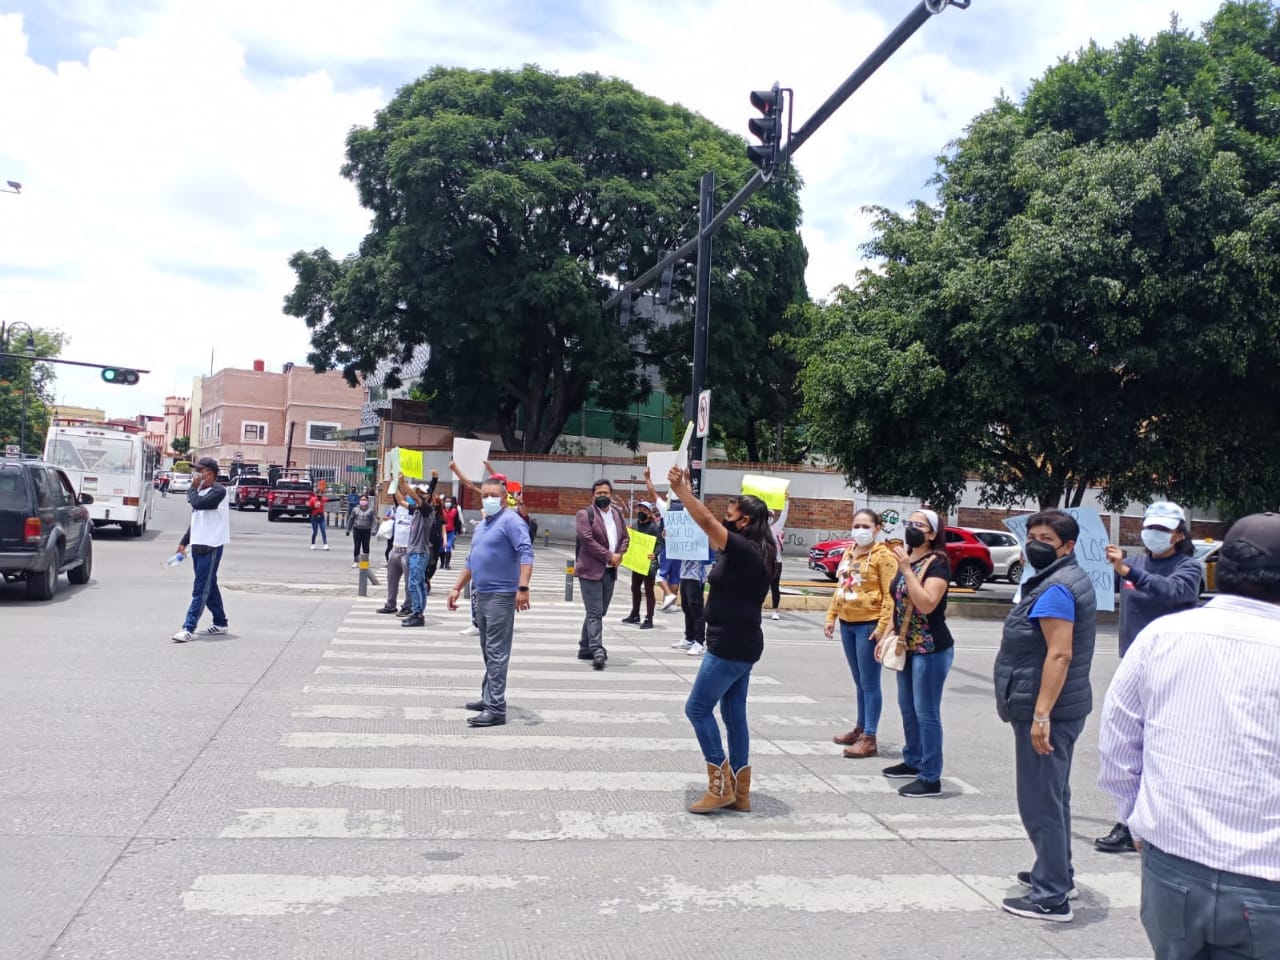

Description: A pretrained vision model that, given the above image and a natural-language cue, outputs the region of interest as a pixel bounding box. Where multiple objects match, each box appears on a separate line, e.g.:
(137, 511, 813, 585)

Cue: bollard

(358, 552, 379, 595)
(542, 528, 551, 548)
(564, 563, 574, 602)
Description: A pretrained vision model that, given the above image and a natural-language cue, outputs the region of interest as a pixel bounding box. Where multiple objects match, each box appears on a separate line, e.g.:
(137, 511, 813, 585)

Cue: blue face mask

(1141, 528, 1174, 554)
(406, 497, 416, 507)
(482, 496, 502, 517)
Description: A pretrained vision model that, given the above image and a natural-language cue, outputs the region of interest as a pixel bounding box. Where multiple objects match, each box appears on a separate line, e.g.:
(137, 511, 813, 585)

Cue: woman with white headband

(877, 507, 955, 798)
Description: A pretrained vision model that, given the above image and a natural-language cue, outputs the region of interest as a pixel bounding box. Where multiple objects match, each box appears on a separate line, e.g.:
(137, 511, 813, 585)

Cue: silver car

(966, 528, 1024, 583)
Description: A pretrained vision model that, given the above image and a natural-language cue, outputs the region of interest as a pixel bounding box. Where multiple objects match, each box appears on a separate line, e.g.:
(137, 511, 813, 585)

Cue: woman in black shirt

(877, 508, 954, 798)
(668, 467, 777, 815)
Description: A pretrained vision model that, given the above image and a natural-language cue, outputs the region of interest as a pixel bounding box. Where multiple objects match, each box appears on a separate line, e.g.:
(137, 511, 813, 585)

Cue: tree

(172, 436, 190, 456)
(0, 327, 65, 456)
(797, 4, 1280, 514)
(286, 65, 806, 454)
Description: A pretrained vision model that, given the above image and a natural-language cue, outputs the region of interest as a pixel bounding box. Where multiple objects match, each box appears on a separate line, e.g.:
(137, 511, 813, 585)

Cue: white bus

(43, 420, 159, 536)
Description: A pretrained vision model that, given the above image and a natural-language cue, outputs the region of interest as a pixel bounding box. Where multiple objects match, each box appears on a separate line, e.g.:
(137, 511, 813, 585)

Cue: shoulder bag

(877, 556, 935, 671)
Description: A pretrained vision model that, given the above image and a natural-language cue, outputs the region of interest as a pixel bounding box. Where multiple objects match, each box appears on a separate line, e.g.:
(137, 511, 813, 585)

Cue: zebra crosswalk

(173, 600, 1146, 958)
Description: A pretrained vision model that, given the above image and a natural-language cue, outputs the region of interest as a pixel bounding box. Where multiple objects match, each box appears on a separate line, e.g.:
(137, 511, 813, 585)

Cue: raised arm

(449, 460, 482, 494)
(668, 467, 727, 552)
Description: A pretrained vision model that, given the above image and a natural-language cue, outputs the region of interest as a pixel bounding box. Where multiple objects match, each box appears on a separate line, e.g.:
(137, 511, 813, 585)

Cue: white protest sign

(382, 447, 401, 482)
(1003, 507, 1115, 612)
(452, 437, 491, 485)
(647, 451, 679, 488)
(663, 508, 710, 562)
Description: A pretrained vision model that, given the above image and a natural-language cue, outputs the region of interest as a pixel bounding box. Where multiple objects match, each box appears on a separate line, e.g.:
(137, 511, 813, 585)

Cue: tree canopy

(286, 65, 807, 454)
(798, 2, 1280, 514)
(0, 326, 65, 457)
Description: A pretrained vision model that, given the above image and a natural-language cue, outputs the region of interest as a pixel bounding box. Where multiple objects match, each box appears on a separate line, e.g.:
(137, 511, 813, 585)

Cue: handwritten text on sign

(621, 530, 658, 576)
(663, 509, 710, 562)
(1003, 508, 1115, 612)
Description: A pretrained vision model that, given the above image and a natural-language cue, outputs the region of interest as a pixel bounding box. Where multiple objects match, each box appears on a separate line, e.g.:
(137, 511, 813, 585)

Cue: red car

(808, 526, 994, 591)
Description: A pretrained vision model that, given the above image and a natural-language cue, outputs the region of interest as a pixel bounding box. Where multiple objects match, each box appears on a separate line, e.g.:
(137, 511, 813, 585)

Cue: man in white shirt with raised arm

(171, 456, 231, 643)
(1098, 511, 1280, 959)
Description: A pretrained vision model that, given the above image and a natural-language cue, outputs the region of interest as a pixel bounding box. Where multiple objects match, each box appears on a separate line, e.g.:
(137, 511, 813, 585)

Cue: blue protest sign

(663, 508, 710, 562)
(1003, 507, 1115, 612)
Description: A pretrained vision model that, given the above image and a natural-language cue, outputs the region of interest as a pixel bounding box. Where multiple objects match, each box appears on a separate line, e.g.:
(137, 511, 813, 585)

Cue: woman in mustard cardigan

(826, 509, 898, 758)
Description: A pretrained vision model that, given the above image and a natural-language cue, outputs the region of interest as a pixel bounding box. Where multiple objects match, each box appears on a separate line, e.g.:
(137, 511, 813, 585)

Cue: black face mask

(638, 513, 650, 523)
(722, 518, 741, 534)
(1025, 540, 1060, 571)
(594, 496, 611, 510)
(904, 526, 926, 549)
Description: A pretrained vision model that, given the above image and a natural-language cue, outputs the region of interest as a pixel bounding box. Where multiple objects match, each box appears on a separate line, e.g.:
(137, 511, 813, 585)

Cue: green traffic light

(102, 368, 116, 383)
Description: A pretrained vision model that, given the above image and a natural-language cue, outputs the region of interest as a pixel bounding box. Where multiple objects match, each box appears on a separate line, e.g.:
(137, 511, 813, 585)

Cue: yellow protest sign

(621, 530, 657, 576)
(396, 448, 424, 480)
(742, 474, 790, 511)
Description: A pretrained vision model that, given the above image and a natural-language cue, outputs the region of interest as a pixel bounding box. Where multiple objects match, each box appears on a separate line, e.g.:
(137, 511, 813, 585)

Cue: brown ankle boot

(832, 726, 864, 746)
(842, 733, 878, 758)
(688, 760, 736, 814)
(731, 765, 752, 812)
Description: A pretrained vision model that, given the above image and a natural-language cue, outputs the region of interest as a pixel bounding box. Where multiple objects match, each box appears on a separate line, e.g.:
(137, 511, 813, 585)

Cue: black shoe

(400, 615, 425, 627)
(620, 614, 641, 624)
(898, 778, 942, 798)
(1016, 872, 1079, 901)
(1094, 822, 1135, 854)
(593, 649, 607, 670)
(463, 700, 485, 712)
(467, 710, 506, 728)
(639, 618, 654, 630)
(1001, 895, 1073, 923)
(396, 605, 412, 618)
(882, 762, 920, 780)
(376, 605, 397, 614)
(576, 650, 595, 661)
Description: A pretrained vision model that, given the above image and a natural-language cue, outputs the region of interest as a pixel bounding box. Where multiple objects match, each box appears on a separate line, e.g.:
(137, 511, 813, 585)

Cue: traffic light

(748, 84, 783, 175)
(100, 367, 140, 385)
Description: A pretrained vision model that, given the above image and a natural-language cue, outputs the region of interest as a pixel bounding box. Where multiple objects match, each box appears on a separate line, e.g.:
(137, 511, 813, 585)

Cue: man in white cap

(1095, 500, 1202, 854)
(1098, 512, 1280, 958)
(171, 456, 231, 643)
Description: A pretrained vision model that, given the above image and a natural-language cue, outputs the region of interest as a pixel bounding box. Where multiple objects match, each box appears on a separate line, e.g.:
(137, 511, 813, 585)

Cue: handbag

(376, 518, 394, 540)
(878, 556, 935, 671)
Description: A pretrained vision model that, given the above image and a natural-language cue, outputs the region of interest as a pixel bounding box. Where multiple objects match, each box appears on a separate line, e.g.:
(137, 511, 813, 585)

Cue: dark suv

(0, 457, 94, 600)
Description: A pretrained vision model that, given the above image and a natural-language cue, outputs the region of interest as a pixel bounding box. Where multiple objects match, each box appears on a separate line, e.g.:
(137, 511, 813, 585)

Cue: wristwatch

(518, 586, 529, 592)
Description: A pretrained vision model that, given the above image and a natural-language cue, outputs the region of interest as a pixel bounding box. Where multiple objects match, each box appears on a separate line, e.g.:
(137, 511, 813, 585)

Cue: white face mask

(850, 528, 875, 547)
(481, 496, 503, 517)
(1141, 528, 1174, 554)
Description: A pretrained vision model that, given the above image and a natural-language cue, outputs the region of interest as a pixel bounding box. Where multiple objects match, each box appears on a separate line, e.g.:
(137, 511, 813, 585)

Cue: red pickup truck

(230, 476, 270, 511)
(266, 480, 313, 522)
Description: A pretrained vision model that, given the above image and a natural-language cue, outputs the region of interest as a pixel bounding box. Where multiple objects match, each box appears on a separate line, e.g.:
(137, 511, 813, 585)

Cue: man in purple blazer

(575, 479, 630, 670)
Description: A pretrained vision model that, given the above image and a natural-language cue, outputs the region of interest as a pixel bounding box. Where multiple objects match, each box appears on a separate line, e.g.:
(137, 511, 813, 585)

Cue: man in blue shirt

(993, 510, 1097, 923)
(446, 476, 534, 727)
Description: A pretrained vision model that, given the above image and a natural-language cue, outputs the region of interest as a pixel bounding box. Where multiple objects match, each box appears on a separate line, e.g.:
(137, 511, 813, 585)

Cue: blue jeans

(183, 546, 227, 632)
(896, 646, 953, 782)
(839, 619, 882, 735)
(1142, 843, 1280, 959)
(310, 514, 327, 545)
(684, 652, 754, 771)
(406, 552, 427, 614)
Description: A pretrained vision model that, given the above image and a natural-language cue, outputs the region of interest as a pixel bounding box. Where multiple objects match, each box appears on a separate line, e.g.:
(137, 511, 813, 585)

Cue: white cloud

(0, 0, 1226, 417)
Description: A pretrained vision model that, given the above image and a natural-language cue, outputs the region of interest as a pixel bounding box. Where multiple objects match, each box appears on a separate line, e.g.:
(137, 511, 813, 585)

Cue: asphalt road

(1, 495, 1147, 960)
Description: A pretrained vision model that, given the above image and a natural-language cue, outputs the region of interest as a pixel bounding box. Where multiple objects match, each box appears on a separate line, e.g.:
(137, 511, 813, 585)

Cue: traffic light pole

(689, 171, 714, 499)
(0, 353, 150, 375)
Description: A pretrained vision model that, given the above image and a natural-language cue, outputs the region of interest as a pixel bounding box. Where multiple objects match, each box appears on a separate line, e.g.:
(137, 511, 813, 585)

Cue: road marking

(301, 684, 815, 704)
(292, 705, 673, 724)
(183, 873, 547, 916)
(220, 807, 405, 838)
(321, 650, 707, 670)
(259, 767, 977, 794)
(313, 665, 781, 685)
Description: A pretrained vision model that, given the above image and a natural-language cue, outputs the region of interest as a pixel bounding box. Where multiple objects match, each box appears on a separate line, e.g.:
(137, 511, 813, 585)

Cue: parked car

(266, 479, 313, 521)
(808, 526, 994, 591)
(964, 528, 1025, 583)
(0, 457, 94, 600)
(230, 475, 270, 511)
(1191, 539, 1222, 594)
(169, 473, 192, 493)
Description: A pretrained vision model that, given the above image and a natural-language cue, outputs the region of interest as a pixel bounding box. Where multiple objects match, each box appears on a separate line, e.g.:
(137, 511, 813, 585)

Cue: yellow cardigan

(825, 542, 897, 637)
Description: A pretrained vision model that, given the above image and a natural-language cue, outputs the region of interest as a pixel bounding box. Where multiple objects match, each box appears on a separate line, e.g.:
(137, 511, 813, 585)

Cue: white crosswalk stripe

(300, 684, 816, 704)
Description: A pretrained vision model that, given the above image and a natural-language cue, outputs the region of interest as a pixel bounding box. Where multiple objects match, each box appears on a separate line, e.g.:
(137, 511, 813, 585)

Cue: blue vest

(994, 555, 1097, 723)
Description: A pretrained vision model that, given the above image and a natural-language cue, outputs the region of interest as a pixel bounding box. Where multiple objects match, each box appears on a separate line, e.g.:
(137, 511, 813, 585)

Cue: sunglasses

(904, 520, 931, 530)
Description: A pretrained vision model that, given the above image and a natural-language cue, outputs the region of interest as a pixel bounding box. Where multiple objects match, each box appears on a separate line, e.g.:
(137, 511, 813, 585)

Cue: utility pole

(689, 171, 714, 499)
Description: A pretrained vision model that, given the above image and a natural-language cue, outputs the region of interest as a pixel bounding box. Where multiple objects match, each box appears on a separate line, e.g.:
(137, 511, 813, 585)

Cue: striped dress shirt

(1097, 594, 1280, 881)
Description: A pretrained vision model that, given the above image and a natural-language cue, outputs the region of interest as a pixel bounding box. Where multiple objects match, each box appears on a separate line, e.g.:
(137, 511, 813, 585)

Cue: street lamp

(0, 321, 37, 454)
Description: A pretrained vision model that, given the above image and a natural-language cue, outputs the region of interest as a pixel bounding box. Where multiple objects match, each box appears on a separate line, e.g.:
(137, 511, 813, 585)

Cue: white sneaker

(171, 629, 194, 643)
(204, 625, 227, 635)
(660, 594, 677, 611)
(670, 637, 687, 649)
(459, 624, 480, 636)
(771, 611, 781, 621)
(351, 562, 358, 569)
(323, 544, 330, 551)
(310, 544, 316, 550)
(685, 642, 705, 657)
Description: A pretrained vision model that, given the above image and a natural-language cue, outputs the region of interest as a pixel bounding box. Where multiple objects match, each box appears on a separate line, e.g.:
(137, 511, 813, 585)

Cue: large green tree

(798, 3, 1280, 514)
(0, 327, 65, 456)
(286, 65, 807, 454)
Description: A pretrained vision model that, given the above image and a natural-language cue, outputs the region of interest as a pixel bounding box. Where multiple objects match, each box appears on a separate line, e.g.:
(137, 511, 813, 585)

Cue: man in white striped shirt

(1098, 511, 1280, 960)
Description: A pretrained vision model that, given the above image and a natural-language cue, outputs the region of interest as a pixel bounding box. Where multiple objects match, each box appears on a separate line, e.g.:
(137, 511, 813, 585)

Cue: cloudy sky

(0, 0, 1226, 418)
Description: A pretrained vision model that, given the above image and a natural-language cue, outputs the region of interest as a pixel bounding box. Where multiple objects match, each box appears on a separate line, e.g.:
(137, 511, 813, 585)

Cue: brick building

(193, 361, 368, 483)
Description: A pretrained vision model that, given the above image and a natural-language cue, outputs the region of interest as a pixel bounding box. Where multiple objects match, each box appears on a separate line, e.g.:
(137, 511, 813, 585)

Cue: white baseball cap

(1143, 501, 1186, 531)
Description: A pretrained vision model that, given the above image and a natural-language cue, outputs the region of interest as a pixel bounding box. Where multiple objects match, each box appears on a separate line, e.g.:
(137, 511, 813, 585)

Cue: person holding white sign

(668, 466, 778, 815)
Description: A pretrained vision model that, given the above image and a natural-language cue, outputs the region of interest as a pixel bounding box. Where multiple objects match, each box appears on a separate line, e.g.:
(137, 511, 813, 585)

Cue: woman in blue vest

(994, 509, 1097, 924)
(1094, 500, 1202, 855)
